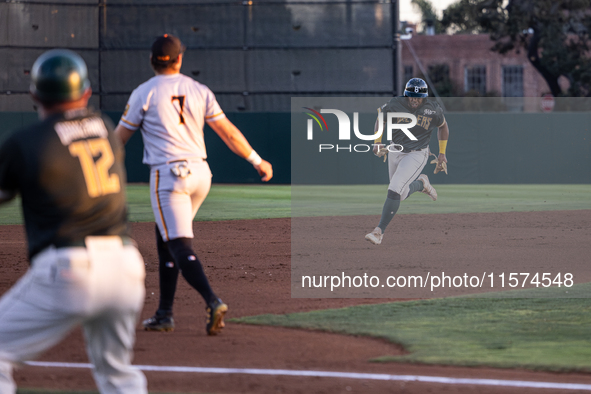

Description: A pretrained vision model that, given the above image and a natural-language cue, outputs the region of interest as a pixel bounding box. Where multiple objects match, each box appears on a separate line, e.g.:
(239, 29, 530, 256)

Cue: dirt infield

(2, 211, 591, 393)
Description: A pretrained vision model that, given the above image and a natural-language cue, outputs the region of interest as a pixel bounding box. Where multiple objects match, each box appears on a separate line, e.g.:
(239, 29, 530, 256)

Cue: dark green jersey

(380, 97, 446, 152)
(0, 108, 129, 260)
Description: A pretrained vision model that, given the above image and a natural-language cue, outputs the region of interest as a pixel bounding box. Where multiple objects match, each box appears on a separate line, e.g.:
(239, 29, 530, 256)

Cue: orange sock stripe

(155, 170, 169, 241)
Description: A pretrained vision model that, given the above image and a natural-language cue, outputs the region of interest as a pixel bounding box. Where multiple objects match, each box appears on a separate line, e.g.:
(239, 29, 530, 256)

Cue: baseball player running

(0, 50, 147, 392)
(365, 78, 449, 245)
(114, 34, 273, 335)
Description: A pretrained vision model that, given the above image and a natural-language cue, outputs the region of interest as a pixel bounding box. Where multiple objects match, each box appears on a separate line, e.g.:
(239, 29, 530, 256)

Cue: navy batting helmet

(404, 78, 428, 98)
(30, 49, 91, 103)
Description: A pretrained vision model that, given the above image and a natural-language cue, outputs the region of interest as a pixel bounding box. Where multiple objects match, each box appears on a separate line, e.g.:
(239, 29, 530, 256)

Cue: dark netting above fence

(0, 1, 401, 112)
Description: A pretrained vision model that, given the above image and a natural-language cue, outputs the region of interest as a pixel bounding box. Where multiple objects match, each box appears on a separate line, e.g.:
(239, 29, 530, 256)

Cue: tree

(441, 0, 591, 97)
(410, 0, 447, 34)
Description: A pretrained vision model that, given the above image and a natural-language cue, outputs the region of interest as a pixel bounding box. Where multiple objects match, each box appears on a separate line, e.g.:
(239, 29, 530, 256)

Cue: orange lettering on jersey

(416, 115, 432, 129)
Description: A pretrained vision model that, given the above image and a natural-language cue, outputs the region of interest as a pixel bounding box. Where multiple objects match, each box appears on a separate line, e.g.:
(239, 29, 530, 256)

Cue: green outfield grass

(0, 184, 589, 225)
(126, 184, 291, 222)
(292, 184, 591, 217)
(0, 184, 292, 225)
(234, 283, 591, 372)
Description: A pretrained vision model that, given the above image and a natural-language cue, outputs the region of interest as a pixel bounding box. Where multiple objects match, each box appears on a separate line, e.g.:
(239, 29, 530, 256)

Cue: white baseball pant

(0, 237, 146, 394)
(150, 159, 212, 241)
(387, 147, 429, 200)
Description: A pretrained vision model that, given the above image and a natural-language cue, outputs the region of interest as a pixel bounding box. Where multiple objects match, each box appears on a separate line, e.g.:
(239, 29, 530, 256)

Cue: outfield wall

(0, 112, 589, 184)
(292, 111, 591, 185)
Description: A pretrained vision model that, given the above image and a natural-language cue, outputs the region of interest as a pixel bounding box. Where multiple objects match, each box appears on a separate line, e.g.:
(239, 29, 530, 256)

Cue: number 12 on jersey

(69, 138, 121, 198)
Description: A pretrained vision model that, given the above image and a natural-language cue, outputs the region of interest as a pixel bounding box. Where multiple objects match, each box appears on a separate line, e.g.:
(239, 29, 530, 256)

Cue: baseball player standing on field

(114, 34, 273, 335)
(0, 49, 147, 392)
(365, 78, 449, 245)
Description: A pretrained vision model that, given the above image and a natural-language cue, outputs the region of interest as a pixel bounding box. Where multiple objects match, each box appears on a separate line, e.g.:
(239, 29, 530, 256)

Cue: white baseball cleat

(418, 174, 437, 201)
(365, 227, 383, 245)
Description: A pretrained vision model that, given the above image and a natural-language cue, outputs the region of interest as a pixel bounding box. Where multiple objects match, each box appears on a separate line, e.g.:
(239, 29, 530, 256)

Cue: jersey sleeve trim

(205, 111, 224, 119)
(120, 117, 140, 128)
(438, 118, 447, 128)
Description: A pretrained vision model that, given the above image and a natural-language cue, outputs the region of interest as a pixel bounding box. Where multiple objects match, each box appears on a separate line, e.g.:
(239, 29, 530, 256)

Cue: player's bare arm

(114, 124, 136, 144)
(372, 111, 385, 156)
(430, 120, 449, 174)
(207, 117, 273, 182)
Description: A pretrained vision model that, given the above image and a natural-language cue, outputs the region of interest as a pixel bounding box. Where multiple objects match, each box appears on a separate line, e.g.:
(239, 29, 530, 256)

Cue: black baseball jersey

(378, 97, 446, 152)
(0, 108, 129, 260)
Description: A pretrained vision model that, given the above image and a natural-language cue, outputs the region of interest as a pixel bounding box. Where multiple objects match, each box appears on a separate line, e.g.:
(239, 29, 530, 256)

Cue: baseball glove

(429, 152, 448, 174)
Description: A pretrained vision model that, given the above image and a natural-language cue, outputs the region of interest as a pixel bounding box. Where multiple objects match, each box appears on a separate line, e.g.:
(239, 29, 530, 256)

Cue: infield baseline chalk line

(24, 361, 591, 391)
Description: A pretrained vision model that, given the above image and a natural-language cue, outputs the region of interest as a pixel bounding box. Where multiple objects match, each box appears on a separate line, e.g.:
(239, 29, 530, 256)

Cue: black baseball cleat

(143, 313, 175, 332)
(206, 298, 228, 336)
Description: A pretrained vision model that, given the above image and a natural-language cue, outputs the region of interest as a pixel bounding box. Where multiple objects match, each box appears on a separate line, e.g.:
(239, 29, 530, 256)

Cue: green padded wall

(1, 112, 589, 184)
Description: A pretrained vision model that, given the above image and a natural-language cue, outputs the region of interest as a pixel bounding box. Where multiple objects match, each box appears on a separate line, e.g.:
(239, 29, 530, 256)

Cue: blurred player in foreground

(365, 78, 449, 245)
(0, 49, 147, 392)
(115, 34, 273, 335)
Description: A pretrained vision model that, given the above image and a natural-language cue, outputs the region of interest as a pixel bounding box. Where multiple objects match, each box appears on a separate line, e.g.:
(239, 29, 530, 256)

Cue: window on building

(502, 65, 524, 111)
(464, 65, 486, 95)
(428, 64, 448, 83)
(404, 65, 413, 82)
(502, 65, 524, 97)
(428, 64, 453, 96)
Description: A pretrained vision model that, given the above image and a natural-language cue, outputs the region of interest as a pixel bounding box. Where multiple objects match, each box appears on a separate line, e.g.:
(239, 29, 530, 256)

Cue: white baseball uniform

(378, 97, 445, 199)
(0, 239, 146, 393)
(387, 147, 430, 201)
(119, 73, 225, 241)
